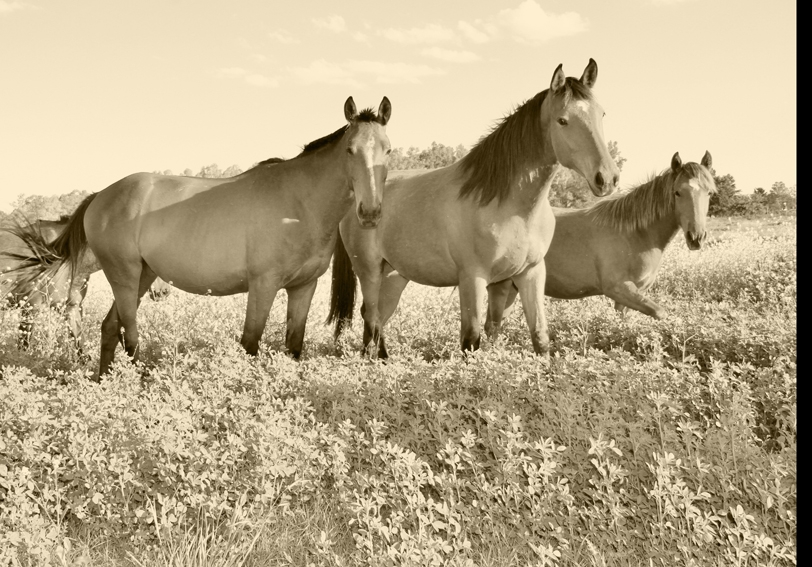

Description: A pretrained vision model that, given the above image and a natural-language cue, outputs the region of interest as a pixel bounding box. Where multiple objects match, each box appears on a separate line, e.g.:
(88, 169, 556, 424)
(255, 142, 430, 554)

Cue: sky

(0, 0, 796, 212)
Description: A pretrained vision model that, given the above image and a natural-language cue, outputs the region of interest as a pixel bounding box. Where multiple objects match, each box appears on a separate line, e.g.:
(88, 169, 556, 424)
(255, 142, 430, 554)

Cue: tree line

(0, 141, 794, 223)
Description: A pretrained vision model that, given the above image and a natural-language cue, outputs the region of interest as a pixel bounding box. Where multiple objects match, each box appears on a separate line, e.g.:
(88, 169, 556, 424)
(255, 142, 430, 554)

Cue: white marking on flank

(387, 270, 399, 277)
(282, 218, 300, 224)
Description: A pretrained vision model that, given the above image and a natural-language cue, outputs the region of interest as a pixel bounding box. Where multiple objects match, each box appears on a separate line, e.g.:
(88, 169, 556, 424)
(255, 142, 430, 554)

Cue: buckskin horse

(6, 96, 392, 377)
(484, 151, 717, 336)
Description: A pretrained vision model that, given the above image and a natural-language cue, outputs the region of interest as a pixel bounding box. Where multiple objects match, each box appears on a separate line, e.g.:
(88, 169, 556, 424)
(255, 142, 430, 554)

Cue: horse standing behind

(2, 216, 172, 354)
(5, 96, 392, 378)
(328, 59, 619, 359)
(484, 151, 717, 337)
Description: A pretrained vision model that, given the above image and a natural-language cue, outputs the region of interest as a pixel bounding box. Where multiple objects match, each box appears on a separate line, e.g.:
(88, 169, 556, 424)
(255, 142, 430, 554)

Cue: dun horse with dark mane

(484, 151, 717, 335)
(6, 96, 392, 377)
(328, 60, 619, 359)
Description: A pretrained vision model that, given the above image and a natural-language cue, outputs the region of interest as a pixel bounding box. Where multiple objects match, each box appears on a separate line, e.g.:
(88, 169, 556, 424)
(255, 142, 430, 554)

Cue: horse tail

(3, 193, 97, 297)
(326, 231, 357, 339)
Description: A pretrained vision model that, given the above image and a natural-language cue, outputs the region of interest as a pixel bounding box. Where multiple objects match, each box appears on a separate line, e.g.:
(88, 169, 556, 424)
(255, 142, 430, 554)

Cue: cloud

(244, 74, 278, 88)
(379, 23, 456, 44)
(290, 59, 445, 87)
(312, 15, 346, 33)
(497, 0, 587, 44)
(347, 60, 446, 84)
(268, 29, 299, 44)
(290, 59, 362, 87)
(457, 20, 494, 44)
(0, 0, 35, 13)
(421, 47, 480, 63)
(217, 67, 278, 88)
(352, 31, 370, 43)
(217, 67, 248, 78)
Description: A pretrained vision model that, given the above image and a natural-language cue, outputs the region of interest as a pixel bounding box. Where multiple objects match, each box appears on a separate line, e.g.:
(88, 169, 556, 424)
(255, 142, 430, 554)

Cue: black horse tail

(3, 193, 96, 296)
(326, 231, 357, 339)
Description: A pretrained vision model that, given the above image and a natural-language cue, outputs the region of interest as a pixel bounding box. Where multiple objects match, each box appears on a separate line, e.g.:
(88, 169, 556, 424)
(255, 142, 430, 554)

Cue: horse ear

(580, 58, 598, 89)
(671, 152, 682, 172)
(701, 151, 712, 170)
(344, 96, 357, 122)
(550, 64, 566, 94)
(377, 96, 392, 126)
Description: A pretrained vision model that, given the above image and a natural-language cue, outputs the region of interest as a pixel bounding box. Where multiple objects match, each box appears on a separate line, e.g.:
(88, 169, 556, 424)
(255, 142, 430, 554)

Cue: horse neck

(641, 199, 681, 251)
(254, 143, 353, 225)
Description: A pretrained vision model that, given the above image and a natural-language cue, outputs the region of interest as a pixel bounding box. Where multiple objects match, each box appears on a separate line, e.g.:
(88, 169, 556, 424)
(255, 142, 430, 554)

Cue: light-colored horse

(328, 60, 619, 359)
(484, 151, 716, 335)
(7, 96, 392, 377)
(2, 217, 171, 354)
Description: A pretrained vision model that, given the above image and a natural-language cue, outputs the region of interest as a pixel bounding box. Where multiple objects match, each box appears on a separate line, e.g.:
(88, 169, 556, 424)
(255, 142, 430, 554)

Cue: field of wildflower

(0, 213, 796, 566)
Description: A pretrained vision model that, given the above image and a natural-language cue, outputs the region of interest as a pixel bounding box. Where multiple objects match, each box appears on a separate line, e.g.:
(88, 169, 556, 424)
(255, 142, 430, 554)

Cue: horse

(327, 59, 619, 359)
(5, 96, 392, 377)
(483, 151, 717, 337)
(2, 216, 172, 354)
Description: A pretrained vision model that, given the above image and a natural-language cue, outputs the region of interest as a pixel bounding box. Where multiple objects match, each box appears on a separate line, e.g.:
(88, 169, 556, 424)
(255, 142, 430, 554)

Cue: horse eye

(386, 149, 392, 155)
(558, 118, 568, 126)
(675, 191, 681, 197)
(346, 147, 353, 155)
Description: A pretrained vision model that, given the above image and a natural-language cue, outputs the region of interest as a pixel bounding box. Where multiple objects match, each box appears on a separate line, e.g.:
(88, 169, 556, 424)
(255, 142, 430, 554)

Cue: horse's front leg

(484, 280, 518, 340)
(241, 274, 280, 356)
(605, 281, 666, 319)
(458, 274, 487, 352)
(513, 263, 550, 358)
(284, 279, 318, 359)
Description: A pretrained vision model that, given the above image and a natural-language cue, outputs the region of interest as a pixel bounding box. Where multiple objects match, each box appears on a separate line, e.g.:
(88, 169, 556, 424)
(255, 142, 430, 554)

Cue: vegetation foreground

(0, 215, 796, 566)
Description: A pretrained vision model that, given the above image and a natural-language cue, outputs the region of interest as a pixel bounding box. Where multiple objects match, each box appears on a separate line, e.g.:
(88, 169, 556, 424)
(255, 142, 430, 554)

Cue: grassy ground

(0, 213, 796, 566)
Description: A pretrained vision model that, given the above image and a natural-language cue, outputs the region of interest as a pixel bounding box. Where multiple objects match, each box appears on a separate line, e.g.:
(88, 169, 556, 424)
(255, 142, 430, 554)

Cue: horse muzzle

(685, 230, 705, 250)
(357, 202, 382, 228)
(590, 171, 620, 198)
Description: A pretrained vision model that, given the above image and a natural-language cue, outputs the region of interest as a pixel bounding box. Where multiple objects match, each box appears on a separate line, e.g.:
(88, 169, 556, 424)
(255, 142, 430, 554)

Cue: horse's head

(545, 59, 619, 197)
(343, 96, 392, 228)
(670, 151, 716, 250)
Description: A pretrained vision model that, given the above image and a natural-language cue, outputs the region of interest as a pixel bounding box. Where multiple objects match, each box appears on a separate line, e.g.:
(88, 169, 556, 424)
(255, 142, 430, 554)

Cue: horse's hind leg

(484, 280, 517, 340)
(241, 274, 280, 356)
(373, 264, 409, 359)
(98, 263, 158, 377)
(284, 279, 318, 359)
(66, 276, 89, 359)
(605, 281, 665, 319)
(358, 263, 385, 358)
(513, 263, 550, 358)
(17, 301, 34, 350)
(458, 274, 487, 352)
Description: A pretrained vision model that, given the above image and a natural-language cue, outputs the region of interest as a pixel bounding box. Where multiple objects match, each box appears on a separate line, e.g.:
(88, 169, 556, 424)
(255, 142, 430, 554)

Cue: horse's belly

(140, 237, 249, 296)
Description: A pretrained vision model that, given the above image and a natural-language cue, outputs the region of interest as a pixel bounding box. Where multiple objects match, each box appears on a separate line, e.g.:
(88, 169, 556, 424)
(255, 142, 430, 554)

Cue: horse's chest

(483, 219, 551, 281)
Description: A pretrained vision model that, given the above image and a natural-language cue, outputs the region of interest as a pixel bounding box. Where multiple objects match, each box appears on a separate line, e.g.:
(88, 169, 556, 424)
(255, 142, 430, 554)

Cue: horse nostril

(595, 172, 605, 188)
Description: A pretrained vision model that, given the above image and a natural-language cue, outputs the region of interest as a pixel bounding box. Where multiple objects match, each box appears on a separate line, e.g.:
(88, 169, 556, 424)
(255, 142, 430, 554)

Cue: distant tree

(767, 181, 796, 211)
(221, 164, 243, 178)
(183, 168, 194, 177)
(197, 164, 223, 178)
(708, 173, 740, 216)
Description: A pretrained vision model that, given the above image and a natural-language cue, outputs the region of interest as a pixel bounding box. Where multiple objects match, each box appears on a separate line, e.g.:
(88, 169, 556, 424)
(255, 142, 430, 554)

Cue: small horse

(6, 96, 392, 377)
(2, 216, 172, 353)
(484, 151, 716, 336)
(328, 59, 619, 359)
